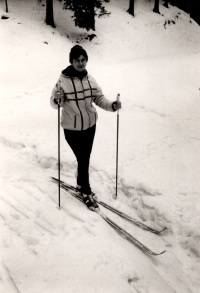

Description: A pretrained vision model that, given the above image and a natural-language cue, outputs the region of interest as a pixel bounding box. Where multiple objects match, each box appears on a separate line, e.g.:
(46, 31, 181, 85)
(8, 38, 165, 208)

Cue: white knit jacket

(50, 73, 114, 131)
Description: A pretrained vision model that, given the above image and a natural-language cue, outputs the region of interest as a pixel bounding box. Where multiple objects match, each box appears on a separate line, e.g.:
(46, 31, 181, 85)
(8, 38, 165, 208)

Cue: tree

(169, 0, 200, 24)
(63, 0, 110, 31)
(46, 0, 56, 28)
(127, 0, 134, 16)
(190, 0, 200, 25)
(169, 0, 175, 6)
(5, 0, 8, 13)
(153, 0, 160, 14)
(88, 0, 95, 31)
(169, 0, 189, 12)
(163, 0, 169, 8)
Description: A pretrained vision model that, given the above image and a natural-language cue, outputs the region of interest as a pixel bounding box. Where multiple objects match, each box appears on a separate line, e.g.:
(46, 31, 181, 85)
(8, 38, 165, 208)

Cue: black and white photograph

(0, 0, 200, 292)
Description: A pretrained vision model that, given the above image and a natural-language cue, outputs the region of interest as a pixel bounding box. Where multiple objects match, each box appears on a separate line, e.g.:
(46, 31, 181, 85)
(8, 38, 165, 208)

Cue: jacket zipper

(88, 80, 97, 126)
(71, 78, 84, 130)
(81, 79, 91, 128)
(87, 80, 94, 127)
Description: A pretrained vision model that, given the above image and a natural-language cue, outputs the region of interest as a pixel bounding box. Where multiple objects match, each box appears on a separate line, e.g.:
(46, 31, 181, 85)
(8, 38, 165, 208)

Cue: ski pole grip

(56, 91, 61, 105)
(117, 93, 120, 113)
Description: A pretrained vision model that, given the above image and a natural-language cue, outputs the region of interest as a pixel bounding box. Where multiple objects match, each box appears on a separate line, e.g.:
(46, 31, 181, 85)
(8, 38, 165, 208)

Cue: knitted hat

(69, 45, 88, 64)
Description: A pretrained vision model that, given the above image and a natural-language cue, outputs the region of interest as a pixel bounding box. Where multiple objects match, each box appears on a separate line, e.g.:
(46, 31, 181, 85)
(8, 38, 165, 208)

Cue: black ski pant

(64, 124, 96, 194)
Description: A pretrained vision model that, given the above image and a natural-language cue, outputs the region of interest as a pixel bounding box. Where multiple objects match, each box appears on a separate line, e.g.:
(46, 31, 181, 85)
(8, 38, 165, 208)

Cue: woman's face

(72, 55, 87, 72)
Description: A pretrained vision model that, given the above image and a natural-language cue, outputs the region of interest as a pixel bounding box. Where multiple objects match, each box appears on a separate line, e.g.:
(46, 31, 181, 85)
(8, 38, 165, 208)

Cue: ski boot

(82, 193, 100, 212)
(76, 185, 98, 201)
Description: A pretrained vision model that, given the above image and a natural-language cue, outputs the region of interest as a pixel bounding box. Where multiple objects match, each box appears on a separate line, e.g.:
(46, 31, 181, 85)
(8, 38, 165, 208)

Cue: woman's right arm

(50, 80, 65, 109)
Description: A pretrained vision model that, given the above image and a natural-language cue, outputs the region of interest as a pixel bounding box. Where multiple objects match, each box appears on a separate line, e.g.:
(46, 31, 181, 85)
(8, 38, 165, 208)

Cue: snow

(0, 0, 200, 292)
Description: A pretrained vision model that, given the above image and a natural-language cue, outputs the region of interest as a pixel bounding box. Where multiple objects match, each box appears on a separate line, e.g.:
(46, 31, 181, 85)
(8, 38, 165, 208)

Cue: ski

(51, 177, 166, 234)
(98, 211, 166, 256)
(52, 177, 166, 256)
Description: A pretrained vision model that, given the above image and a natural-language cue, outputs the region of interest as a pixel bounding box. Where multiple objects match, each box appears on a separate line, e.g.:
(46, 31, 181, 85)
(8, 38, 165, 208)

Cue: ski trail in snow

(2, 134, 166, 232)
(0, 262, 21, 293)
(151, 251, 193, 293)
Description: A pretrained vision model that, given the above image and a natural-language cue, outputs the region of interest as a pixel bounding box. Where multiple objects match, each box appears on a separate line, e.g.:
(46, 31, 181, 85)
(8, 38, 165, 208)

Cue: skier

(50, 45, 121, 211)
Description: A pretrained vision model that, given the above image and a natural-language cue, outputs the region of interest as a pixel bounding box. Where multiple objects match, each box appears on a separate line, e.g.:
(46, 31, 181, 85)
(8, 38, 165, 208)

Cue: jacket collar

(62, 65, 88, 80)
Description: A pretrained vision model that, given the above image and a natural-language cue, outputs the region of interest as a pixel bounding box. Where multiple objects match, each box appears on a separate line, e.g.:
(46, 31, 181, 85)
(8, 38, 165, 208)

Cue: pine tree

(190, 0, 200, 25)
(63, 0, 110, 31)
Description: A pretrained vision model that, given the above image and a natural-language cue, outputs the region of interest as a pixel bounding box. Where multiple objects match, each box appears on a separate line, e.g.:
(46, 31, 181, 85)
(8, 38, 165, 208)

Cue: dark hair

(69, 45, 88, 64)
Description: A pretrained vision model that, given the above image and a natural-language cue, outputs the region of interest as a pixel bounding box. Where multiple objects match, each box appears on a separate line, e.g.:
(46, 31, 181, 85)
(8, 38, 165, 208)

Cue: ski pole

(57, 94, 61, 208)
(116, 93, 120, 198)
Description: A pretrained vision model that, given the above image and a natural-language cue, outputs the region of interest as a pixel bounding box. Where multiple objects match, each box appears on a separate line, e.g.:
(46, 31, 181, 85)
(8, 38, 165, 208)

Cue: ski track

(0, 262, 21, 293)
(0, 138, 197, 292)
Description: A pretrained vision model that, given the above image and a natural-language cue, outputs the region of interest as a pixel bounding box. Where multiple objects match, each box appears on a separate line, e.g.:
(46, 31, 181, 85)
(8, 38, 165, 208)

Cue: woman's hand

(54, 90, 64, 104)
(112, 100, 122, 111)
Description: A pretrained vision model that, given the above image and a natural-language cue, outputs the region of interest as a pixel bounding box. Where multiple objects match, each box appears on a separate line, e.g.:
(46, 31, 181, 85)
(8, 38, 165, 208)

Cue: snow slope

(0, 0, 200, 292)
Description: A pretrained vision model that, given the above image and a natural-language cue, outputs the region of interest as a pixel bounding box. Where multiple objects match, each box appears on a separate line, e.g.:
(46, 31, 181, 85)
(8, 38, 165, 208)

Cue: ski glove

(54, 90, 65, 105)
(112, 100, 122, 111)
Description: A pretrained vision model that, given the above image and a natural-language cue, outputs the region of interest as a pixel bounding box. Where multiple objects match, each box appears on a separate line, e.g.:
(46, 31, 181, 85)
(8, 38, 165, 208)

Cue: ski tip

(158, 227, 167, 234)
(153, 226, 167, 234)
(153, 250, 166, 256)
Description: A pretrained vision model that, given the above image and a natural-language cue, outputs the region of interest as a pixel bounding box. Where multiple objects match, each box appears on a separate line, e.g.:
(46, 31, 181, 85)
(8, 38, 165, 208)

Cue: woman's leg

(64, 124, 96, 194)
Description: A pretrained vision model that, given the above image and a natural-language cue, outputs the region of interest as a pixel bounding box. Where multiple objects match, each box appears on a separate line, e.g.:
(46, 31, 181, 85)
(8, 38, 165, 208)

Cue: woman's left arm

(91, 77, 122, 112)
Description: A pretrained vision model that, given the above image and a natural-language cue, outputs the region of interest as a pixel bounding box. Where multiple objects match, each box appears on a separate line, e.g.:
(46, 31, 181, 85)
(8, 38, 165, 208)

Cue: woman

(50, 45, 121, 211)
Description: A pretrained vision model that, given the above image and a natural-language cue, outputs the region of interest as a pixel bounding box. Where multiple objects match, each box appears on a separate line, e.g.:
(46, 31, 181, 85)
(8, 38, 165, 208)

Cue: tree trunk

(190, 0, 200, 25)
(153, 0, 160, 14)
(127, 0, 134, 16)
(88, 0, 95, 31)
(46, 0, 56, 28)
(5, 0, 8, 13)
(164, 1, 169, 8)
(169, 1, 175, 6)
